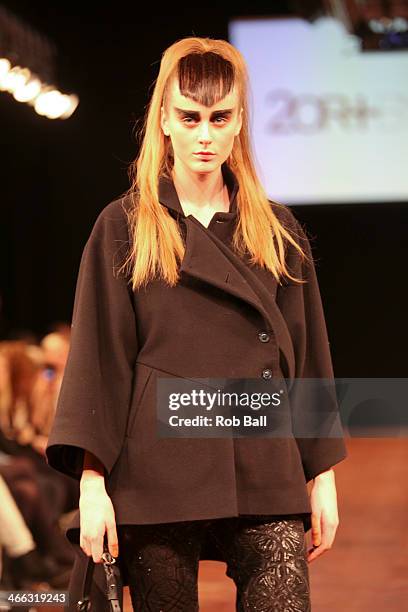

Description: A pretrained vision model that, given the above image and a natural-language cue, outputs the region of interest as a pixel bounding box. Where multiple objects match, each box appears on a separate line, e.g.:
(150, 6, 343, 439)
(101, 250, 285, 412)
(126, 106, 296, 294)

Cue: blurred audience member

(0, 474, 70, 588)
(0, 337, 79, 587)
(30, 332, 70, 438)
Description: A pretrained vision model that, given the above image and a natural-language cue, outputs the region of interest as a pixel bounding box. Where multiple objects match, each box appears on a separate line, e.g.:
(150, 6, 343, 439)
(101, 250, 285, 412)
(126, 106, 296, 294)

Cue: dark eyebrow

(174, 107, 234, 117)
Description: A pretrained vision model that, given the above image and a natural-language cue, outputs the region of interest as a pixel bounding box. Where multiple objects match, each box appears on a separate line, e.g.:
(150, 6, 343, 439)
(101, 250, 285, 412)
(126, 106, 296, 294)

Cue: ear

(235, 107, 243, 137)
(161, 106, 170, 137)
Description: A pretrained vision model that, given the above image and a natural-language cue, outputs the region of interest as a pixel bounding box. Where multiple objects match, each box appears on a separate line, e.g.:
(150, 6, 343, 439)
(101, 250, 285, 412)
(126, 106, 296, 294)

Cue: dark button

(262, 369, 273, 380)
(215, 219, 225, 223)
(258, 331, 270, 343)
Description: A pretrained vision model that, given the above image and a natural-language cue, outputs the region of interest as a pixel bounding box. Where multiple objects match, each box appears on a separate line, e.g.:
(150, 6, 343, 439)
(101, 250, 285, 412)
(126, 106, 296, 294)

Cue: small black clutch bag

(77, 544, 122, 612)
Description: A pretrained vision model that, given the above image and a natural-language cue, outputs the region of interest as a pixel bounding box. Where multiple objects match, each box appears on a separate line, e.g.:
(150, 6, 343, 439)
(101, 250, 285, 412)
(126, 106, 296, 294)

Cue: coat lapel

(180, 216, 296, 379)
(158, 164, 296, 379)
(180, 215, 270, 320)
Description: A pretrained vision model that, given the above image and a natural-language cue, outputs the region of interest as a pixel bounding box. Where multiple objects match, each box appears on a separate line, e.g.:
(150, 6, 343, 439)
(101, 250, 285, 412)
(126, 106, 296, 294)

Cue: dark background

(1, 2, 407, 377)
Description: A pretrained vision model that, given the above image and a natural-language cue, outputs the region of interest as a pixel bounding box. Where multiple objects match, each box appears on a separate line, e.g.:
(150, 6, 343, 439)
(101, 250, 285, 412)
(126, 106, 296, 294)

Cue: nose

(198, 121, 212, 145)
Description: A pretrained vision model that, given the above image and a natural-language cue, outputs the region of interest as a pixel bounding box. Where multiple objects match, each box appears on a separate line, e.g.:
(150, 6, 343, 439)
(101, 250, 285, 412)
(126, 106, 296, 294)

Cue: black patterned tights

(116, 515, 311, 611)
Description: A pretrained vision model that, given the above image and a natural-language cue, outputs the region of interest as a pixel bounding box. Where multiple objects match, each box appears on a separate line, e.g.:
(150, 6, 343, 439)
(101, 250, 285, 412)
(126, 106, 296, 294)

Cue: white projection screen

(229, 17, 408, 204)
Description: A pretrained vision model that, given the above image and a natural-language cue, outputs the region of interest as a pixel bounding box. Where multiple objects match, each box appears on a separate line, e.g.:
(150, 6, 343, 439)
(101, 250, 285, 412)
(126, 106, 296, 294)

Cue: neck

(171, 163, 227, 210)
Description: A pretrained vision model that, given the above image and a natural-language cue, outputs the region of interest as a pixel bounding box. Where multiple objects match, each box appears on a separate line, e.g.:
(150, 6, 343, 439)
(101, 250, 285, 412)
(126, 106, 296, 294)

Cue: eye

(181, 116, 197, 124)
(212, 115, 229, 125)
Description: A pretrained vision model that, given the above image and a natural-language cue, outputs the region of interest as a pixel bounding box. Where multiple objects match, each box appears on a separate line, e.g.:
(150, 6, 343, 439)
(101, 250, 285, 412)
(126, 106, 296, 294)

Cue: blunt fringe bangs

(177, 52, 235, 108)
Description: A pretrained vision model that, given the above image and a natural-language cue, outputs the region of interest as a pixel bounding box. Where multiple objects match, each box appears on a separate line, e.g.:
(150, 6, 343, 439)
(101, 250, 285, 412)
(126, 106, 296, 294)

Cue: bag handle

(77, 544, 122, 612)
(101, 548, 122, 612)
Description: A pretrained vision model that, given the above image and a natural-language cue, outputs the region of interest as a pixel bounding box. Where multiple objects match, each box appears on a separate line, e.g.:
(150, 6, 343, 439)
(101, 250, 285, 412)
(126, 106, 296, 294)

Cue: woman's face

(161, 78, 243, 176)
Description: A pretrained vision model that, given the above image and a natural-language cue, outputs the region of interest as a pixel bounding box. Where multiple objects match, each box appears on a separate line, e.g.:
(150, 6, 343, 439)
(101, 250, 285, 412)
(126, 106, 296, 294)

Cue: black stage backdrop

(1, 3, 407, 377)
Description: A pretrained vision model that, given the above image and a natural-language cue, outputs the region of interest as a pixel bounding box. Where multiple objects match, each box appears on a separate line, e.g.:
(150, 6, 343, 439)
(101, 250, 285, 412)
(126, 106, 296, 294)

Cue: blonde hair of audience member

(0, 340, 58, 450)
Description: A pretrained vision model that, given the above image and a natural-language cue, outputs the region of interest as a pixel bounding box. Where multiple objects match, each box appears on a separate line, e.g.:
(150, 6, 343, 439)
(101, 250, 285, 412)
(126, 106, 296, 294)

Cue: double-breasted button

(262, 369, 273, 380)
(258, 331, 270, 343)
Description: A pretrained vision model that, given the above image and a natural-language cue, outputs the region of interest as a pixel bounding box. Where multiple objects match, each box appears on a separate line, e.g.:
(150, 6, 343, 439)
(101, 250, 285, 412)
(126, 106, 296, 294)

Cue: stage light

(0, 57, 11, 77)
(33, 87, 79, 120)
(58, 94, 79, 120)
(0, 6, 79, 118)
(13, 77, 42, 102)
(0, 66, 30, 93)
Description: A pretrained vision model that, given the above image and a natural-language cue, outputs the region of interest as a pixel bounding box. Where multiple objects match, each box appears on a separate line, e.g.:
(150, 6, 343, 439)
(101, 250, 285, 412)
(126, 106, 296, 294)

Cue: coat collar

(158, 163, 239, 220)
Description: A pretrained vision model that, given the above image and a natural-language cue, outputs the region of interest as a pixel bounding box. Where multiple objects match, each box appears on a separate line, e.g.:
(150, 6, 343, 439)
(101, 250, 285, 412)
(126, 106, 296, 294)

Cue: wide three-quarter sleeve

(46, 200, 138, 480)
(276, 216, 348, 482)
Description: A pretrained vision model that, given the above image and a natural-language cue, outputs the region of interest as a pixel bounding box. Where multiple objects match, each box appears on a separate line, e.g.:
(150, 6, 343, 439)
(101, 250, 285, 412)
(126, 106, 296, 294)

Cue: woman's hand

(31, 434, 48, 455)
(79, 477, 119, 563)
(307, 468, 339, 563)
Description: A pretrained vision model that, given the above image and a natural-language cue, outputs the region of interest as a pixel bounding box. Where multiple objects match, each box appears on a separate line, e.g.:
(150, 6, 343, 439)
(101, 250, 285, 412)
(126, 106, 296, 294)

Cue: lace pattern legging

(115, 514, 311, 612)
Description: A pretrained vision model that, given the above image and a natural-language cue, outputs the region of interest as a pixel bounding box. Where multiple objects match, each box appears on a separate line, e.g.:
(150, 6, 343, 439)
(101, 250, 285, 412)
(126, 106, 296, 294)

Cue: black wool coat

(46, 163, 347, 567)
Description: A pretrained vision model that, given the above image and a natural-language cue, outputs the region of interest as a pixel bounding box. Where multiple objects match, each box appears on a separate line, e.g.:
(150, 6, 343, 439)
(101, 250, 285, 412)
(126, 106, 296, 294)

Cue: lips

(194, 152, 215, 156)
